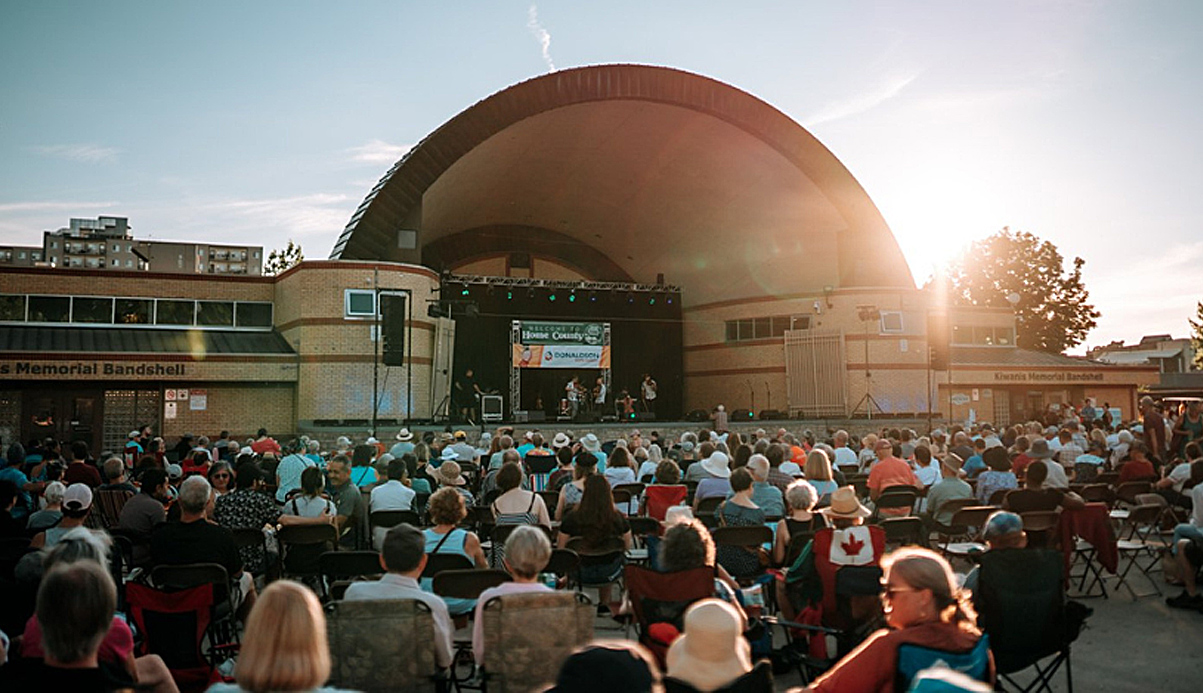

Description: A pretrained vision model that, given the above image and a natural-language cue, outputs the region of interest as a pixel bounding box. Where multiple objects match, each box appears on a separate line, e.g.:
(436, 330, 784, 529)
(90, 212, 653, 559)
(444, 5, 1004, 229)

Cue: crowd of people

(0, 391, 1199, 691)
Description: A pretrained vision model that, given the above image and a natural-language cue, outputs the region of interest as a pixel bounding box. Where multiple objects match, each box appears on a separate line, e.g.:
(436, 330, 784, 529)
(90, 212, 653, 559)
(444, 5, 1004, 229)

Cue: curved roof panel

(332, 64, 914, 306)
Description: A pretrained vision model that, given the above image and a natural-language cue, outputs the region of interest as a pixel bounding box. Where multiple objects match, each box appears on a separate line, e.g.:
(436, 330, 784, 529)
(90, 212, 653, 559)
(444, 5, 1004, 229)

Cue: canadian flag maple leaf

(840, 534, 865, 557)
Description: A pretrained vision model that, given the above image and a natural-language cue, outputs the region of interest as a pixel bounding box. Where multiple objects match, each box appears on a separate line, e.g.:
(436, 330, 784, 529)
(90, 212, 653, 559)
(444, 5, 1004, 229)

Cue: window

(235, 302, 272, 328)
(17, 251, 25, 260)
(72, 297, 114, 323)
(28, 295, 71, 322)
(880, 311, 904, 333)
(0, 295, 26, 321)
(112, 259, 119, 266)
(112, 244, 119, 252)
(725, 315, 807, 343)
(116, 298, 152, 324)
(754, 317, 771, 339)
(196, 301, 235, 326)
(155, 300, 194, 325)
(345, 289, 376, 318)
(125, 259, 132, 268)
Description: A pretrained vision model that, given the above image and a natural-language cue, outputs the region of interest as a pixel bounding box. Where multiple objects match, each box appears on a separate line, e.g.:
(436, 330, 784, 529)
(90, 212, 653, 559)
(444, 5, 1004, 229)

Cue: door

(22, 389, 102, 454)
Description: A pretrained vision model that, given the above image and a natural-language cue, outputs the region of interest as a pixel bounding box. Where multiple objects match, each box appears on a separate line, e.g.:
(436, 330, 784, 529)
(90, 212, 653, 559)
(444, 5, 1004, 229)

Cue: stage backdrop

(449, 283, 682, 420)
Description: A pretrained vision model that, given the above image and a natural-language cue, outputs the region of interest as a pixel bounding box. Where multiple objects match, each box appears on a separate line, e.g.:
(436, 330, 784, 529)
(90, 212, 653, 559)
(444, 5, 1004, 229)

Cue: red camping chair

(624, 564, 717, 667)
(126, 581, 233, 693)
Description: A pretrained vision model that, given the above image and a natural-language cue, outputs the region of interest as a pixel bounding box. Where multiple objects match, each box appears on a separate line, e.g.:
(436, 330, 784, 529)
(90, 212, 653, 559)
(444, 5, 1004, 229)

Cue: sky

(1, 1, 1201, 354)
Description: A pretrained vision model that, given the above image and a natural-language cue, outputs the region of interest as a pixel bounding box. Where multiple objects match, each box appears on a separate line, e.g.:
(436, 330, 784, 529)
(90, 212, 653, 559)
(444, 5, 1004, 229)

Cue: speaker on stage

(634, 412, 656, 422)
(927, 312, 950, 371)
(684, 409, 709, 422)
(732, 409, 753, 420)
(758, 409, 785, 420)
(381, 294, 407, 367)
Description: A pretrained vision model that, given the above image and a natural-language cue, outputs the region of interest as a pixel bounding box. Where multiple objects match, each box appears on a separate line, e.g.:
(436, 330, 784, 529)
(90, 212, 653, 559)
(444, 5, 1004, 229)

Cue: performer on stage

(454, 368, 482, 424)
(640, 373, 658, 414)
(566, 375, 581, 418)
(592, 376, 607, 413)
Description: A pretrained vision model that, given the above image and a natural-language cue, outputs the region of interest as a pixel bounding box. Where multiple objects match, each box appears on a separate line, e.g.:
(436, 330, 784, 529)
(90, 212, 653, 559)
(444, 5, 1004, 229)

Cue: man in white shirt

(832, 430, 860, 472)
(344, 523, 454, 670)
(371, 458, 417, 512)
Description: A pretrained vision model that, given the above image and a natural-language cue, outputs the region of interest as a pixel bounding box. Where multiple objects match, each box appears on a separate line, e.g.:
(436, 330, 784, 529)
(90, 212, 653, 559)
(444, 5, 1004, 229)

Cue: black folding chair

(974, 548, 1081, 692)
(881, 517, 926, 548)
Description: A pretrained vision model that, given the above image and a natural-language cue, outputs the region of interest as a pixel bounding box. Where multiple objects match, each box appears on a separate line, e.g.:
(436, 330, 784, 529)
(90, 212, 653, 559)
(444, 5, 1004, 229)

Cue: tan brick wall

(158, 383, 296, 441)
(0, 266, 274, 301)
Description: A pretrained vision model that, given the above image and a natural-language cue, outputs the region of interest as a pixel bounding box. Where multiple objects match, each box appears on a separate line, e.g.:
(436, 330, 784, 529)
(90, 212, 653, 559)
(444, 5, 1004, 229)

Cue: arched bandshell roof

(332, 64, 914, 306)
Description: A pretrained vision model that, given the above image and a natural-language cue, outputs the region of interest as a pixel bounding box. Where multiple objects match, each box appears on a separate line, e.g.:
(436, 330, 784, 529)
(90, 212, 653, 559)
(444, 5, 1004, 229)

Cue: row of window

(0, 294, 273, 329)
(725, 315, 812, 342)
(952, 325, 1015, 346)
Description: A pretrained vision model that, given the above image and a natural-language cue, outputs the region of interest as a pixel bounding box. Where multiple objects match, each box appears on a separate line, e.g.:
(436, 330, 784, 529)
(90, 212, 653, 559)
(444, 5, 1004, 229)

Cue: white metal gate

(785, 330, 848, 418)
(430, 317, 456, 421)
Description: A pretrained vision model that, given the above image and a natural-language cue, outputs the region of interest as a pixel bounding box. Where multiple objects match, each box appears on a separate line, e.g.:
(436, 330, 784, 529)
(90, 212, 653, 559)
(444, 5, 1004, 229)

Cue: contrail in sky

(527, 5, 555, 72)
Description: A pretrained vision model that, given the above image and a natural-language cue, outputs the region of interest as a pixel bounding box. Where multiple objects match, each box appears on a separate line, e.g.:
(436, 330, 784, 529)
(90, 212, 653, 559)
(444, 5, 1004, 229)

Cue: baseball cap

(62, 483, 93, 512)
(983, 511, 1024, 540)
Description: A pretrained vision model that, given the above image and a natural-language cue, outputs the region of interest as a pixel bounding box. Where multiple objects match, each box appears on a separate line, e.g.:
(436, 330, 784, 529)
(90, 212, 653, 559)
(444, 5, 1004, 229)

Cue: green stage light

(549, 293, 557, 301)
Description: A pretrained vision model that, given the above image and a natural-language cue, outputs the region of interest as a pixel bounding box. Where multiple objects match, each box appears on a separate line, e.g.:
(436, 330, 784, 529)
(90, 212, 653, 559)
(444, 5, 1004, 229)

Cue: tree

(937, 227, 1099, 354)
(264, 240, 303, 276)
(1189, 302, 1203, 370)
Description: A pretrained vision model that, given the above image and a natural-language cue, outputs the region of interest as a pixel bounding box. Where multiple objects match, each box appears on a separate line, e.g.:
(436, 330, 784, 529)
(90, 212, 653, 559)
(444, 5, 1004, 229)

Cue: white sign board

(951, 393, 971, 406)
(164, 401, 178, 419)
(190, 390, 207, 411)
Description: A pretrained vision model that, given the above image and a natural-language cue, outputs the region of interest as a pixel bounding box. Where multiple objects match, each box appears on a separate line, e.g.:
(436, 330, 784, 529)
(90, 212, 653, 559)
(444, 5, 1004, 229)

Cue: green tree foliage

(264, 240, 303, 276)
(939, 227, 1099, 354)
(1189, 302, 1203, 370)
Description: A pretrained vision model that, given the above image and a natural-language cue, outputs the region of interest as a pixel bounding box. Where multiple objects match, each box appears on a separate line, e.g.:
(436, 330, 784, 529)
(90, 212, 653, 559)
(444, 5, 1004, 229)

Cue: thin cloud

(31, 144, 121, 162)
(346, 139, 413, 165)
(806, 72, 919, 126)
(0, 200, 118, 213)
(527, 5, 555, 72)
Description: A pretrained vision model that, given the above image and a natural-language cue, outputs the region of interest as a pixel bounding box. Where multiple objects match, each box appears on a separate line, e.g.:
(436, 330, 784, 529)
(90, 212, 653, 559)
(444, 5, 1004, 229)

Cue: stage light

(569, 291, 576, 302)
(548, 292, 557, 301)
(649, 297, 656, 305)
(460, 285, 470, 297)
(589, 291, 598, 302)
(506, 290, 513, 300)
(527, 288, 536, 299)
(667, 296, 674, 305)
(626, 292, 634, 304)
(747, 410, 755, 418)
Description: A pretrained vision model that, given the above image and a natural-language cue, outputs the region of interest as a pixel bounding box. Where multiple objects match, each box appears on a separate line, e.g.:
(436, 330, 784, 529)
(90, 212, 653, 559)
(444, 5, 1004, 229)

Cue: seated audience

(715, 468, 766, 578)
(549, 641, 661, 693)
(150, 476, 257, 619)
(472, 526, 554, 666)
(557, 451, 599, 520)
(604, 446, 638, 487)
(26, 479, 65, 532)
(1003, 461, 1086, 513)
(691, 452, 732, 507)
(208, 580, 347, 693)
(30, 483, 93, 550)
(97, 457, 136, 493)
(344, 523, 454, 670)
(665, 598, 767, 692)
(117, 469, 170, 567)
(421, 487, 488, 616)
(214, 463, 286, 574)
(802, 547, 994, 692)
(923, 455, 973, 530)
(1118, 442, 1157, 484)
(641, 460, 687, 521)
(20, 528, 176, 692)
(558, 475, 632, 610)
(731, 455, 784, 517)
(961, 511, 1028, 593)
(11, 561, 143, 690)
(975, 447, 1017, 504)
(206, 461, 234, 498)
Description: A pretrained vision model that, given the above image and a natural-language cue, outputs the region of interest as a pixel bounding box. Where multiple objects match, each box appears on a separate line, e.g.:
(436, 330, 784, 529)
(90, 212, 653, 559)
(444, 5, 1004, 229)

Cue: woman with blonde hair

(802, 547, 993, 692)
(210, 580, 350, 692)
(804, 449, 838, 498)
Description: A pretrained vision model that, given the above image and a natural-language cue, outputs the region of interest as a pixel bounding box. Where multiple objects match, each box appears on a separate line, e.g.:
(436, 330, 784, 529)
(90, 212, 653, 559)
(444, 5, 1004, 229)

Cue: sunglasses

(213, 473, 231, 479)
(880, 585, 918, 600)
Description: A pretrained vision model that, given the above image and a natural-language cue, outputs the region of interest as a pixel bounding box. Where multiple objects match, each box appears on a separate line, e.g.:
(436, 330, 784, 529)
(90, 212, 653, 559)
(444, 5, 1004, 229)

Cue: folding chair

(626, 516, 660, 564)
(535, 491, 559, 514)
(695, 496, 723, 528)
(623, 564, 717, 667)
(320, 550, 384, 598)
(545, 548, 580, 584)
(371, 509, 423, 529)
(873, 487, 918, 520)
(277, 523, 339, 583)
(1020, 511, 1060, 550)
(325, 598, 442, 693)
(228, 527, 271, 576)
(988, 488, 1011, 507)
(564, 535, 627, 594)
(1078, 484, 1112, 504)
(431, 568, 513, 688)
(894, 635, 992, 691)
(710, 525, 773, 582)
(974, 548, 1079, 693)
(611, 488, 636, 517)
(613, 483, 645, 515)
(938, 506, 995, 559)
(478, 591, 595, 693)
(643, 485, 687, 521)
(1109, 504, 1164, 599)
(881, 517, 926, 549)
(127, 580, 223, 693)
(1113, 481, 1151, 508)
(94, 488, 134, 527)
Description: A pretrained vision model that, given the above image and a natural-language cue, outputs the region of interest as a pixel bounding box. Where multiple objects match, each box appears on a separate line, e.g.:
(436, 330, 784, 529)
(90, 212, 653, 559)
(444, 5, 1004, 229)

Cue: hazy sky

(2, 1, 1200, 353)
